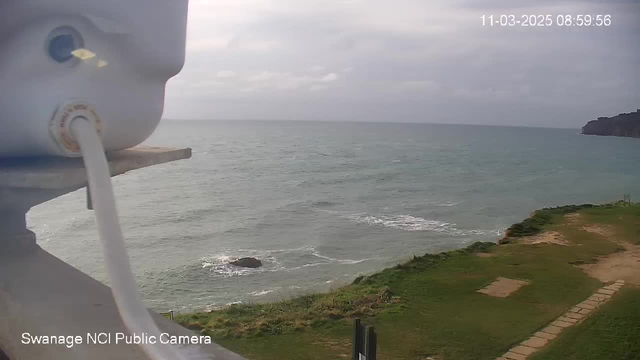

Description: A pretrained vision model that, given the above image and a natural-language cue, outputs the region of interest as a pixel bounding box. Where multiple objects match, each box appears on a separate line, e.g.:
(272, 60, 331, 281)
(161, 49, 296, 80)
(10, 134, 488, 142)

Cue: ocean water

(28, 121, 640, 312)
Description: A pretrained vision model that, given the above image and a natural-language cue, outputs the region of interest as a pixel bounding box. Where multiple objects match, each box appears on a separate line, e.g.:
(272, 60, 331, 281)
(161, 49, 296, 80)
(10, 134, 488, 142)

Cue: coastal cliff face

(582, 109, 640, 138)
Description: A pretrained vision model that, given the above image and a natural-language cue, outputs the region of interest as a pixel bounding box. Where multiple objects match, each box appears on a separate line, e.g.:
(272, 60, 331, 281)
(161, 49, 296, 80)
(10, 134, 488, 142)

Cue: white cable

(70, 118, 207, 360)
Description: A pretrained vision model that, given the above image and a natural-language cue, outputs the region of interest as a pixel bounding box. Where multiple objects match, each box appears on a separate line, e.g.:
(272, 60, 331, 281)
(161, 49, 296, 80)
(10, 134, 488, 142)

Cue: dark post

(364, 326, 377, 360)
(353, 319, 377, 360)
(352, 319, 362, 360)
(86, 186, 93, 210)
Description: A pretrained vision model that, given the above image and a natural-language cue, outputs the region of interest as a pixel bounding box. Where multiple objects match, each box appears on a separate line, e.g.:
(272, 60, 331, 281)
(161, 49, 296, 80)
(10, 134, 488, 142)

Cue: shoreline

(176, 203, 618, 313)
(173, 200, 640, 360)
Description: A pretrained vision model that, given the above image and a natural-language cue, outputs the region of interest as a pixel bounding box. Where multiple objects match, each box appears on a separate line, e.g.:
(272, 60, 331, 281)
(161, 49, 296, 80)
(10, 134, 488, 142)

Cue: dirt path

(579, 224, 640, 286)
(522, 231, 568, 246)
(581, 242, 640, 286)
(522, 217, 640, 286)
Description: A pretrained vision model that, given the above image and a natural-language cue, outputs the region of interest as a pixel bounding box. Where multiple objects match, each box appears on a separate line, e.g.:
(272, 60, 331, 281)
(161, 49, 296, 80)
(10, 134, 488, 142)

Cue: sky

(163, 0, 640, 128)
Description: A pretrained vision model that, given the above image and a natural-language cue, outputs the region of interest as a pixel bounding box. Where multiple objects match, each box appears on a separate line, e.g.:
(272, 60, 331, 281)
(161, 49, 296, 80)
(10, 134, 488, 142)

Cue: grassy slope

(178, 203, 640, 360)
(531, 287, 640, 360)
(501, 204, 596, 239)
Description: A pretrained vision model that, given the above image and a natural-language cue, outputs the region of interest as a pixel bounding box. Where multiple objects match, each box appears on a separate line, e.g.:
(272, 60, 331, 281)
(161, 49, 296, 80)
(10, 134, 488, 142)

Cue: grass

(177, 202, 640, 360)
(531, 287, 640, 360)
(501, 204, 596, 241)
(176, 285, 399, 338)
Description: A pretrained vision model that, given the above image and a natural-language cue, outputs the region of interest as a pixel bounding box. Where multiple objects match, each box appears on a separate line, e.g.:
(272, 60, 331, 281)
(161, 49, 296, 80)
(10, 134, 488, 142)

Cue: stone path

(497, 279, 625, 360)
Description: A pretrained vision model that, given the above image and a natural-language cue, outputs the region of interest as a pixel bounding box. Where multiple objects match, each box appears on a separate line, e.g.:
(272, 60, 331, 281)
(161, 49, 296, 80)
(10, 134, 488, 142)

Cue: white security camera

(0, 0, 188, 157)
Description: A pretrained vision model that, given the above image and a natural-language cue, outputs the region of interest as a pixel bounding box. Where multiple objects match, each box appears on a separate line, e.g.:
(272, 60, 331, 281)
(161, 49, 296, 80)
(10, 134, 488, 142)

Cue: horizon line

(161, 118, 579, 130)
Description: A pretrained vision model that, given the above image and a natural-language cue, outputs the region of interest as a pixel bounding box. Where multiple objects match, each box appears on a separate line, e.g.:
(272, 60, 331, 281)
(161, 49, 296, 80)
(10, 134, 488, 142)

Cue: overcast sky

(163, 0, 640, 128)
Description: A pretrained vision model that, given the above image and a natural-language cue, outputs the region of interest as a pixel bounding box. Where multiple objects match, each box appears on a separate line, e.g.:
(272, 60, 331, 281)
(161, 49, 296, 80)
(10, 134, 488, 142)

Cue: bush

(464, 241, 497, 254)
(503, 204, 596, 240)
(176, 284, 400, 338)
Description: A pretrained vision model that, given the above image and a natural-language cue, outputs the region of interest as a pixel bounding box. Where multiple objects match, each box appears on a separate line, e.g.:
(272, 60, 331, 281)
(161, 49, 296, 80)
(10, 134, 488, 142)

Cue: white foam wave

(438, 201, 461, 207)
(310, 250, 369, 265)
(404, 200, 461, 207)
(249, 287, 281, 297)
(346, 213, 451, 232)
(199, 246, 371, 278)
(345, 213, 502, 236)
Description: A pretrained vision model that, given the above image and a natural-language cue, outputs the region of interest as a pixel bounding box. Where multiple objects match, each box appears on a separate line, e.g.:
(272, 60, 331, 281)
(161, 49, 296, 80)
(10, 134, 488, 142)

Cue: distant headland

(582, 109, 640, 138)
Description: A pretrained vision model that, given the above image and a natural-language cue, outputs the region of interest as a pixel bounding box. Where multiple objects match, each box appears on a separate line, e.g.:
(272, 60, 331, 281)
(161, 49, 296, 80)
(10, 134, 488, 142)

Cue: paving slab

(498, 281, 627, 360)
(557, 316, 577, 324)
(579, 308, 593, 315)
(534, 332, 557, 340)
(511, 345, 536, 356)
(576, 302, 596, 310)
(542, 325, 563, 335)
(584, 300, 600, 307)
(522, 337, 548, 348)
(504, 352, 527, 360)
(565, 312, 584, 320)
(552, 320, 574, 328)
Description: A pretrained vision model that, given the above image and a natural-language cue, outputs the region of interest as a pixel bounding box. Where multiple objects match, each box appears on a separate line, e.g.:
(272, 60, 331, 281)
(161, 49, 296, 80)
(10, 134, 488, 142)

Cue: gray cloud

(164, 0, 640, 128)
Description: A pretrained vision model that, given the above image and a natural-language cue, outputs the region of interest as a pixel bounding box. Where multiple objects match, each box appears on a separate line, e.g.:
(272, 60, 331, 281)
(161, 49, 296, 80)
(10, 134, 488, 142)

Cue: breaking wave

(199, 246, 373, 278)
(344, 213, 503, 236)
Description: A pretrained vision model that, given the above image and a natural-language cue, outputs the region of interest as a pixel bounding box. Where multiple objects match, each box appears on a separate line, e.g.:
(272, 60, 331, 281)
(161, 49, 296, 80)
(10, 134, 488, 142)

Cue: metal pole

(365, 326, 377, 360)
(352, 319, 362, 360)
(87, 186, 93, 210)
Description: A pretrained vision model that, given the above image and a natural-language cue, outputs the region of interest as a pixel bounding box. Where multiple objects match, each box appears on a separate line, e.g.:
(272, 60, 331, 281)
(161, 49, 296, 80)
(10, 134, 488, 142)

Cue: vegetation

(177, 202, 640, 360)
(501, 204, 595, 241)
(531, 287, 640, 360)
(176, 285, 399, 338)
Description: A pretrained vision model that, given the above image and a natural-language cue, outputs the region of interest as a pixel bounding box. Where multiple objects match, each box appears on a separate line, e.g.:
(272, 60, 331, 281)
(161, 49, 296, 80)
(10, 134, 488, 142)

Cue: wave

(437, 201, 461, 207)
(309, 249, 369, 265)
(345, 213, 450, 232)
(249, 287, 281, 297)
(198, 245, 372, 278)
(403, 200, 462, 207)
(311, 201, 339, 208)
(345, 213, 502, 236)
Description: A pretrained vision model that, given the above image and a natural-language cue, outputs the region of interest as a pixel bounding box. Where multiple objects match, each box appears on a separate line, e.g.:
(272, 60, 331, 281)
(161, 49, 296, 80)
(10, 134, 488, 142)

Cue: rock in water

(229, 257, 262, 268)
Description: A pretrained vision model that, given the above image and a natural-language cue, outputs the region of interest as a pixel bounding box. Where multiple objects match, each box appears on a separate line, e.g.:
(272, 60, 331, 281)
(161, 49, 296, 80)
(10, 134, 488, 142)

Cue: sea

(27, 121, 640, 312)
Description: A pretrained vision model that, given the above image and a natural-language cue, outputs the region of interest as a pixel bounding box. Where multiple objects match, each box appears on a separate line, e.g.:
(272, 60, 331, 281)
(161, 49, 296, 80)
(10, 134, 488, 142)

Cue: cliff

(582, 109, 640, 138)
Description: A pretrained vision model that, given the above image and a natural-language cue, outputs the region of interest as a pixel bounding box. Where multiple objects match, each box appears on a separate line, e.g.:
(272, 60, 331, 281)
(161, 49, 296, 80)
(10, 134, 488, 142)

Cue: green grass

(531, 287, 640, 360)
(579, 202, 640, 245)
(501, 204, 596, 241)
(175, 285, 399, 338)
(177, 202, 640, 360)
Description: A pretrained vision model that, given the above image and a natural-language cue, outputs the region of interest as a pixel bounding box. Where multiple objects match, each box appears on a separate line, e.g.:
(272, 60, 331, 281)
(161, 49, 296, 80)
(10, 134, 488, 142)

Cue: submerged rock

(229, 257, 262, 268)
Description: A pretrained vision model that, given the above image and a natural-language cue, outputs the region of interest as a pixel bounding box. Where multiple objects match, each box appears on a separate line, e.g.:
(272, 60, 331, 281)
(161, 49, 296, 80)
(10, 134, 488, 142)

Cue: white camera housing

(0, 0, 188, 157)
